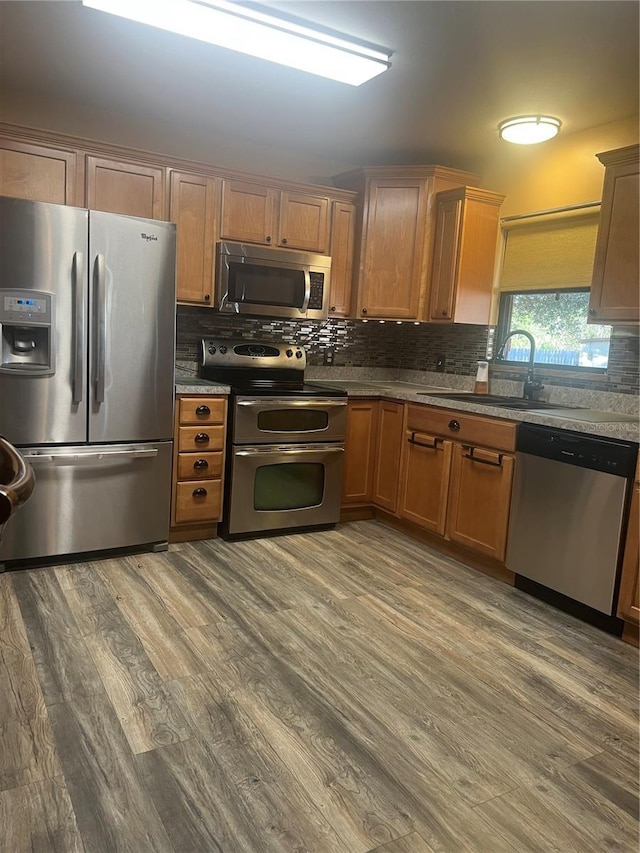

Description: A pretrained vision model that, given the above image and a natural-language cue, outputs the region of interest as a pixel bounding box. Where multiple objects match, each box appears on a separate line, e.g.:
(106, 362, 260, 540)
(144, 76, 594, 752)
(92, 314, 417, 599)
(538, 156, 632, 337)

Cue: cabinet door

(372, 400, 404, 513)
(170, 171, 217, 305)
(86, 155, 165, 219)
(617, 482, 639, 624)
(429, 195, 461, 320)
(220, 179, 278, 245)
(399, 430, 452, 534)
(446, 443, 514, 561)
(278, 191, 329, 252)
(0, 139, 80, 205)
(359, 179, 427, 319)
(328, 201, 356, 316)
(342, 400, 378, 504)
(589, 150, 639, 323)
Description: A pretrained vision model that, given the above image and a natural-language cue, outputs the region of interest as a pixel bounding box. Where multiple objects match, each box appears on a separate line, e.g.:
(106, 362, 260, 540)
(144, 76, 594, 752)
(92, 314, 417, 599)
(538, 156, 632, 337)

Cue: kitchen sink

(416, 392, 584, 411)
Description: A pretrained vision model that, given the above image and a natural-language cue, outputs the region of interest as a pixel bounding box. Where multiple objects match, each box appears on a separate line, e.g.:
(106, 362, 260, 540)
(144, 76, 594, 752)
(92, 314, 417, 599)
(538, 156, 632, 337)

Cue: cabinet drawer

(406, 405, 516, 452)
(178, 425, 225, 452)
(179, 397, 226, 425)
(177, 451, 223, 480)
(175, 479, 222, 523)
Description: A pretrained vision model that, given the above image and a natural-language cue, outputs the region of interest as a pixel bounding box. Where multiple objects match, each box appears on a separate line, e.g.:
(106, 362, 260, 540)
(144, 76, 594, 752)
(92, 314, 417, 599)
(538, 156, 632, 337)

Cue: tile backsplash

(176, 306, 639, 395)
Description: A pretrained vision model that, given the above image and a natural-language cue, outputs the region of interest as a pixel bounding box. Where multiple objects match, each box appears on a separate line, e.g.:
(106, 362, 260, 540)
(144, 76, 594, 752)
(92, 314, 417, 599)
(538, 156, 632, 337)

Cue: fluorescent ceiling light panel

(81, 0, 392, 85)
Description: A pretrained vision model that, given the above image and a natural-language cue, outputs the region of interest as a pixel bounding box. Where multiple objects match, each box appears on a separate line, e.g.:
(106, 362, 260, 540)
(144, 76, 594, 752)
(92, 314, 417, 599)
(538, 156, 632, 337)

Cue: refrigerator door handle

(72, 251, 84, 403)
(93, 253, 107, 404)
(22, 448, 159, 464)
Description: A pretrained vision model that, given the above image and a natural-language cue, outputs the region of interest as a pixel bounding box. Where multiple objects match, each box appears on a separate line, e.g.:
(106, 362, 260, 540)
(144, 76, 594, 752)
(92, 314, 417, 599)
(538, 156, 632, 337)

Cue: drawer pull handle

(193, 458, 209, 470)
(408, 432, 439, 449)
(192, 487, 208, 498)
(463, 446, 503, 467)
(194, 433, 210, 444)
(195, 405, 211, 416)
(448, 419, 460, 432)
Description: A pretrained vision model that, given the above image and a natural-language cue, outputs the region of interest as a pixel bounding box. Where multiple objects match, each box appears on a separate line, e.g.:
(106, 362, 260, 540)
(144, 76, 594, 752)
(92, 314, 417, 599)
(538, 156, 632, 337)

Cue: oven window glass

(228, 262, 306, 308)
(257, 409, 329, 432)
(254, 463, 324, 511)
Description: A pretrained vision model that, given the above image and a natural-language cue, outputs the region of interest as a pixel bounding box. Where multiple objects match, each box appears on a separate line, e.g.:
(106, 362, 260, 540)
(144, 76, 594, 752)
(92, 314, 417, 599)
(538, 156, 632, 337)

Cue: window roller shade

(500, 210, 600, 292)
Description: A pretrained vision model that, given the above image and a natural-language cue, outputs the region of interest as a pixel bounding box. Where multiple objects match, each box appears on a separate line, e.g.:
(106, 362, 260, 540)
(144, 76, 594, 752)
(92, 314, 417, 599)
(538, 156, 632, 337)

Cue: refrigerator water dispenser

(0, 290, 55, 375)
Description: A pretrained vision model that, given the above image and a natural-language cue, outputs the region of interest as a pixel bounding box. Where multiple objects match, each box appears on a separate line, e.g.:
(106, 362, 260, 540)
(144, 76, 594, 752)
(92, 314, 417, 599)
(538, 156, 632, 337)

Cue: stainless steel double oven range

(200, 340, 347, 539)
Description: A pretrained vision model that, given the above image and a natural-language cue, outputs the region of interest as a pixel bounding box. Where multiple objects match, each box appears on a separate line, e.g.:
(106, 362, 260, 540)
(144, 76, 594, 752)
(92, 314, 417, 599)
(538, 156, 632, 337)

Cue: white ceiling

(0, 1, 638, 175)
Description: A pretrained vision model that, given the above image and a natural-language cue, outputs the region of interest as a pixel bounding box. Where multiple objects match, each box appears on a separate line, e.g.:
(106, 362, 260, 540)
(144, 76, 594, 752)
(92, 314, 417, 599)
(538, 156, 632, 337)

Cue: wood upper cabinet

(0, 138, 81, 205)
(446, 443, 514, 561)
(169, 170, 218, 305)
(372, 400, 404, 512)
(428, 186, 504, 324)
(617, 477, 640, 625)
(333, 165, 479, 321)
(589, 145, 639, 324)
(86, 155, 166, 219)
(342, 399, 378, 504)
(220, 179, 330, 252)
(328, 201, 356, 316)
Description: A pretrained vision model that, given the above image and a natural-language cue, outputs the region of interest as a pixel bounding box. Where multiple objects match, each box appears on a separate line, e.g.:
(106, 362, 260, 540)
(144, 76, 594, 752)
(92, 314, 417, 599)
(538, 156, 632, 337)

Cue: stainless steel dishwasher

(506, 423, 637, 629)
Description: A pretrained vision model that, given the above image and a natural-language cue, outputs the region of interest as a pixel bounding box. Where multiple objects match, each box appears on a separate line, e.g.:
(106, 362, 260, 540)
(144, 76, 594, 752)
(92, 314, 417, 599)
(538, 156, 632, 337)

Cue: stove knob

(295, 350, 303, 359)
(207, 344, 216, 355)
(219, 345, 227, 355)
(286, 349, 293, 358)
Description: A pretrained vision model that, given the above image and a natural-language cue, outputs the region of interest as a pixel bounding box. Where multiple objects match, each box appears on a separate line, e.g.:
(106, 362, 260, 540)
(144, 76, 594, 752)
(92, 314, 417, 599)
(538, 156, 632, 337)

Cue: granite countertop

(174, 373, 638, 443)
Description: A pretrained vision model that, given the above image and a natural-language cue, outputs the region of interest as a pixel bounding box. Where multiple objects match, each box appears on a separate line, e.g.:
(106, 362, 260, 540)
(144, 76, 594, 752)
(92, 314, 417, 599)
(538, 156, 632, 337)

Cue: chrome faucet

(495, 329, 545, 400)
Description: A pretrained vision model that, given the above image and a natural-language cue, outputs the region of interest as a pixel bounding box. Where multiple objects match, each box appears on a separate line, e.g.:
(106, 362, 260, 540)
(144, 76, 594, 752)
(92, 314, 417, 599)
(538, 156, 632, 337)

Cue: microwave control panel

(308, 273, 325, 311)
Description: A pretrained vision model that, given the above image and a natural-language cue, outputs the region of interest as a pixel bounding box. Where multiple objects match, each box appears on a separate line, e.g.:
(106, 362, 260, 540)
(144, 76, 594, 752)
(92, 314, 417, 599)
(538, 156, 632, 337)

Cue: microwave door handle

(301, 268, 311, 313)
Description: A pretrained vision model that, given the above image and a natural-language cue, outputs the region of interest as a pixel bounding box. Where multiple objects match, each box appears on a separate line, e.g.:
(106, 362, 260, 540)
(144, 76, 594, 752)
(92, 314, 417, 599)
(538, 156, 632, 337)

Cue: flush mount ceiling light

(81, 0, 392, 85)
(498, 115, 562, 145)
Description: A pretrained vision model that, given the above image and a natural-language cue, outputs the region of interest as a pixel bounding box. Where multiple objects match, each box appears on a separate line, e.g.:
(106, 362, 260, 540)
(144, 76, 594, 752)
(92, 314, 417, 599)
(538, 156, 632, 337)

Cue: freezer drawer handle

(195, 405, 211, 416)
(192, 488, 208, 498)
(72, 251, 84, 403)
(194, 433, 210, 444)
(22, 449, 159, 464)
(193, 458, 209, 470)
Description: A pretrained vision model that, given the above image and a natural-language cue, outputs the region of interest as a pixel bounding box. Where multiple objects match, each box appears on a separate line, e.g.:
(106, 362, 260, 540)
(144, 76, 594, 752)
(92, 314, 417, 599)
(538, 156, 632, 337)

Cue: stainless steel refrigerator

(0, 196, 176, 565)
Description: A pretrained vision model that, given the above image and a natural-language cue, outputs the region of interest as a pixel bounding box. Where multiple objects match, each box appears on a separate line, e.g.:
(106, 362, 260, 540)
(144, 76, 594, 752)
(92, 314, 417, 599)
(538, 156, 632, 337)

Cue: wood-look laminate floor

(1, 520, 638, 852)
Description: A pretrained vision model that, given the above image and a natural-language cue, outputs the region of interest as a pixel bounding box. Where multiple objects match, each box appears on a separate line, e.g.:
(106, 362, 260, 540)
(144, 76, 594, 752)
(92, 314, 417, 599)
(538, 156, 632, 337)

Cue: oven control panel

(201, 338, 306, 372)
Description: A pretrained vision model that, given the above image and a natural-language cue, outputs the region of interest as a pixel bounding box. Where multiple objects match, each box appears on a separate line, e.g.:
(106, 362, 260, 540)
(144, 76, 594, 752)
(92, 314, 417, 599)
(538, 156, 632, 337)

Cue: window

(496, 205, 611, 372)
(496, 288, 612, 370)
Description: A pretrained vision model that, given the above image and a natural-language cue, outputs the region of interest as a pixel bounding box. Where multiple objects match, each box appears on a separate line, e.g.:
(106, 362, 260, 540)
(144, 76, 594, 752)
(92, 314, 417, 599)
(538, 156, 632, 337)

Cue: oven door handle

(236, 399, 347, 408)
(235, 445, 345, 456)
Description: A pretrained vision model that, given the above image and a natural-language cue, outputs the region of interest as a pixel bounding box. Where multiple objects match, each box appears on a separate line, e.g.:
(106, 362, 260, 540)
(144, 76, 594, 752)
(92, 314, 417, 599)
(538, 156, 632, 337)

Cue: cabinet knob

(362, 308, 368, 315)
(281, 238, 288, 245)
(265, 235, 272, 243)
(192, 487, 208, 498)
(195, 405, 210, 416)
(330, 306, 336, 312)
(204, 293, 211, 302)
(441, 310, 447, 317)
(448, 419, 461, 432)
(193, 458, 209, 470)
(194, 432, 210, 444)
(589, 308, 597, 316)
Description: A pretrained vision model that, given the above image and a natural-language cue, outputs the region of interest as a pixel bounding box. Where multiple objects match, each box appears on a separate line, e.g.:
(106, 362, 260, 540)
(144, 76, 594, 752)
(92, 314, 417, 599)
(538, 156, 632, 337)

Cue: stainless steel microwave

(215, 241, 331, 320)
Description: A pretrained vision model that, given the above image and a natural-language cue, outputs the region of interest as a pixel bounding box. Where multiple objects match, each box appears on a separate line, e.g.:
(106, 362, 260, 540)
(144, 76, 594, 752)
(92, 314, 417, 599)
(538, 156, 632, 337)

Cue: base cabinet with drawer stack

(171, 395, 227, 541)
(399, 404, 517, 562)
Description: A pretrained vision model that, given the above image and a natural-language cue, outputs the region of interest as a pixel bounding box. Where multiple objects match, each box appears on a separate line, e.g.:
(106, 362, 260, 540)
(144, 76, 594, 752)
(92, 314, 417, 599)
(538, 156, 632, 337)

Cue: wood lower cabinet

(0, 138, 80, 205)
(399, 430, 453, 535)
(589, 144, 639, 324)
(428, 186, 504, 324)
(617, 479, 640, 627)
(372, 401, 404, 512)
(399, 404, 516, 560)
(446, 442, 515, 561)
(170, 170, 218, 304)
(171, 395, 227, 538)
(342, 399, 378, 504)
(85, 154, 166, 219)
